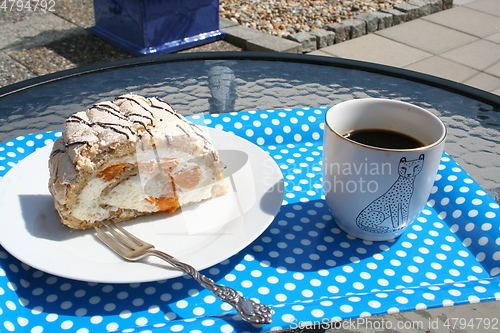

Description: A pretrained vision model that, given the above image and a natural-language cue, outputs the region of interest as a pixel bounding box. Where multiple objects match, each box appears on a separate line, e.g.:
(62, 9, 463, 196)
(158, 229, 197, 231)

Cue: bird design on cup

(356, 154, 425, 234)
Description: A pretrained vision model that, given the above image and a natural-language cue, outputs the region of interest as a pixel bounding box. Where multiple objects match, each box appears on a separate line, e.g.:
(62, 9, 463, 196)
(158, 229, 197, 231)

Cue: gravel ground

(220, 0, 406, 37)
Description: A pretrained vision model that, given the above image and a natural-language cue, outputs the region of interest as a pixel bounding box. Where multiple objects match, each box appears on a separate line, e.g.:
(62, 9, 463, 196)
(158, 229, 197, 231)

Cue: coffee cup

(323, 98, 446, 241)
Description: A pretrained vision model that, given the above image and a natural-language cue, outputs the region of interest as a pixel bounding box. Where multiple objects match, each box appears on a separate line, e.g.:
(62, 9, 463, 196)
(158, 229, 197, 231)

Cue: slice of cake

(48, 94, 227, 230)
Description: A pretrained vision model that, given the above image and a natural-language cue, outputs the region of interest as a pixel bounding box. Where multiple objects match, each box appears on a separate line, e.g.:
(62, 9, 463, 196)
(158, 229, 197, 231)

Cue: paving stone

(423, 6, 500, 39)
(309, 29, 335, 49)
(407, 0, 433, 17)
(0, 5, 46, 24)
(424, 0, 444, 14)
(485, 32, 500, 44)
(52, 0, 95, 29)
(222, 25, 265, 48)
(394, 3, 422, 21)
(405, 55, 479, 83)
(323, 22, 350, 44)
(464, 0, 500, 16)
(0, 13, 82, 51)
(381, 8, 408, 24)
(355, 12, 393, 33)
(307, 49, 334, 57)
(179, 40, 242, 53)
(407, 0, 432, 15)
(6, 30, 133, 76)
(319, 33, 432, 68)
(441, 39, 500, 71)
(377, 19, 479, 55)
(0, 51, 35, 87)
(8, 47, 75, 76)
(219, 17, 239, 29)
(246, 36, 302, 53)
(463, 72, 500, 94)
(224, 24, 302, 52)
(372, 11, 394, 29)
(342, 19, 367, 39)
(354, 13, 380, 33)
(442, 0, 453, 9)
(287, 32, 317, 53)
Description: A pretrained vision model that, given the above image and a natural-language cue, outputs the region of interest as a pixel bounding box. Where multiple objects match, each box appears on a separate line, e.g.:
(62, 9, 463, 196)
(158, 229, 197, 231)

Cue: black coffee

(343, 129, 424, 149)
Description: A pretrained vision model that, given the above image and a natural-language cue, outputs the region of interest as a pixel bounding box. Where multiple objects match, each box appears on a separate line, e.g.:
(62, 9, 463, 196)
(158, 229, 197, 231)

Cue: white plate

(0, 127, 283, 283)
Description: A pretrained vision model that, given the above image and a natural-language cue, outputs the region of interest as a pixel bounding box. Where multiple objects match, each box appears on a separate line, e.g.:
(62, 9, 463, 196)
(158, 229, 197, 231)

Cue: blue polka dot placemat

(1, 107, 499, 333)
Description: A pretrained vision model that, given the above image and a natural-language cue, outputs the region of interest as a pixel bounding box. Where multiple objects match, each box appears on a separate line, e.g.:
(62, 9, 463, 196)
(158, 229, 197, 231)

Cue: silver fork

(94, 221, 273, 325)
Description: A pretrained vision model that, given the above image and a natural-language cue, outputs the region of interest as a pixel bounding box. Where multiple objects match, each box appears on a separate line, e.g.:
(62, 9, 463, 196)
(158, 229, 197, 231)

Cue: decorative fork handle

(149, 249, 273, 325)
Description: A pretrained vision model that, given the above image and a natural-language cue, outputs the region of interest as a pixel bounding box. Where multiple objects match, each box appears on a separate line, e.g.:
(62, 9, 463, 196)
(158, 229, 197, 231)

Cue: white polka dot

(482, 223, 493, 231)
(176, 300, 188, 309)
(415, 303, 427, 310)
(258, 286, 270, 295)
(335, 275, 347, 283)
(241, 280, 253, 288)
(3, 322, 15, 332)
(61, 320, 73, 329)
(387, 307, 400, 314)
(402, 275, 413, 283)
(132, 298, 144, 306)
(468, 295, 481, 303)
(301, 289, 314, 297)
(431, 262, 443, 270)
(377, 279, 389, 286)
(281, 314, 296, 324)
(396, 296, 408, 304)
(352, 282, 364, 290)
(5, 300, 16, 310)
(328, 285, 339, 293)
(342, 266, 354, 273)
(478, 237, 489, 246)
(201, 319, 215, 326)
(485, 211, 496, 218)
(340, 305, 353, 313)
(170, 325, 184, 332)
(225, 274, 236, 281)
(422, 293, 435, 300)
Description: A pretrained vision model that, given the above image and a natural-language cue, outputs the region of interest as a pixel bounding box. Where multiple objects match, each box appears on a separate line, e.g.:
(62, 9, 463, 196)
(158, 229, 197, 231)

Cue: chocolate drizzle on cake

(115, 95, 156, 118)
(151, 97, 184, 120)
(66, 141, 90, 148)
(92, 104, 128, 121)
(92, 122, 134, 139)
(128, 113, 154, 125)
(176, 124, 190, 136)
(50, 148, 65, 158)
(66, 115, 134, 139)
